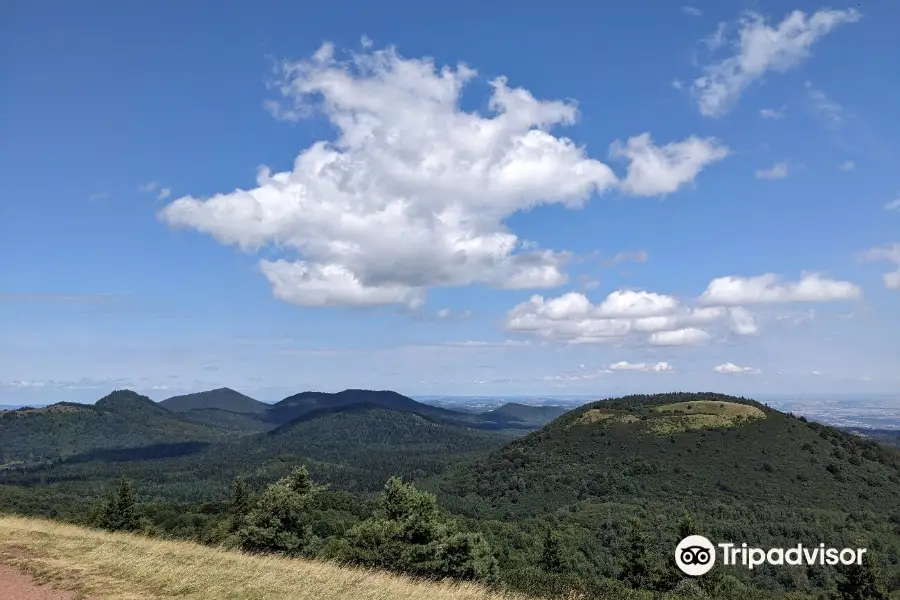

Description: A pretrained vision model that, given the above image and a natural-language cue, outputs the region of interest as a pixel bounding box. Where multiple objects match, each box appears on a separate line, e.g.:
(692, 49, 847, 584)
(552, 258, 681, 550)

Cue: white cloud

(759, 107, 785, 119)
(805, 82, 847, 126)
(89, 192, 110, 201)
(609, 133, 729, 196)
(609, 361, 674, 372)
(838, 160, 855, 171)
(713, 362, 761, 374)
(755, 162, 789, 179)
(672, 79, 685, 91)
(699, 273, 862, 305)
(504, 290, 724, 345)
(884, 198, 900, 212)
(157, 188, 172, 201)
(728, 307, 758, 335)
(435, 308, 471, 320)
(138, 181, 159, 193)
(692, 9, 860, 117)
(682, 6, 703, 17)
(505, 270, 858, 346)
(649, 328, 711, 346)
(776, 308, 816, 327)
(161, 43, 724, 308)
(859, 244, 900, 290)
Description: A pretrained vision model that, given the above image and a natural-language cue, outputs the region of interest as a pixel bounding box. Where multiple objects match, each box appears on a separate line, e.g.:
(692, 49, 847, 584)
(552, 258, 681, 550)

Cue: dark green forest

(1, 389, 898, 599)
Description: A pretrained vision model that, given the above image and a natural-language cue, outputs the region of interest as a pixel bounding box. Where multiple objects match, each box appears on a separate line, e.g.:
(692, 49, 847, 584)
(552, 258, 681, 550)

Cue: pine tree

(226, 476, 254, 534)
(336, 476, 498, 582)
(236, 466, 324, 556)
(96, 478, 140, 532)
(540, 529, 565, 573)
(619, 522, 659, 590)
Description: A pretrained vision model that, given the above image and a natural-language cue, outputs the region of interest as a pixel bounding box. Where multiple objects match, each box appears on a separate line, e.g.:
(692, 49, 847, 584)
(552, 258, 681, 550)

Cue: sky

(2, 0, 899, 405)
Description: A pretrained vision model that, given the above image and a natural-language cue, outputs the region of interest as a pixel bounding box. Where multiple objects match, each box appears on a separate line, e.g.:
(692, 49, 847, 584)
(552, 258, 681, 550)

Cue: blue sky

(2, 0, 899, 405)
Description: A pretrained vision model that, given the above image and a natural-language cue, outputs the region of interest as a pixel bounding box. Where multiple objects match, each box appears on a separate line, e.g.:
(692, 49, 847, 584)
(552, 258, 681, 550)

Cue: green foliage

(620, 523, 662, 590)
(835, 549, 889, 600)
(540, 529, 565, 574)
(0, 390, 225, 465)
(94, 478, 142, 533)
(332, 477, 499, 582)
(3, 391, 900, 600)
(2, 404, 517, 504)
(235, 466, 326, 556)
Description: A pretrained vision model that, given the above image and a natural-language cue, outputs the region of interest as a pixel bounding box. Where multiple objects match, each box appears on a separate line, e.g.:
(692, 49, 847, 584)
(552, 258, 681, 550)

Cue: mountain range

(1, 389, 898, 597)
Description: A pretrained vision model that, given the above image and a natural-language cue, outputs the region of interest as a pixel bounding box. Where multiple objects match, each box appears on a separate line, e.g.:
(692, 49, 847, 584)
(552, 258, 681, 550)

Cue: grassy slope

(0, 515, 523, 600)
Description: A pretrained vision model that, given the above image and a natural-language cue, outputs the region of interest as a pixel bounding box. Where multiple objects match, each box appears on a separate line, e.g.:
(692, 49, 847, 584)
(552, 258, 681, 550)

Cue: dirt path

(0, 564, 76, 600)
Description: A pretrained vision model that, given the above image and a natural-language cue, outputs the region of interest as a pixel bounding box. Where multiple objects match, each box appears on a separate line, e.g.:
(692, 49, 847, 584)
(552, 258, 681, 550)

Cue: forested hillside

(0, 403, 516, 502)
(1, 391, 898, 599)
(0, 390, 225, 465)
(429, 393, 900, 595)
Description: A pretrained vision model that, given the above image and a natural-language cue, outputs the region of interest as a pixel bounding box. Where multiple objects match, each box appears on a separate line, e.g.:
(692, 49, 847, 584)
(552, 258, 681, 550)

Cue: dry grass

(648, 401, 765, 434)
(573, 409, 638, 427)
(0, 515, 532, 600)
(652, 401, 765, 419)
(573, 401, 765, 434)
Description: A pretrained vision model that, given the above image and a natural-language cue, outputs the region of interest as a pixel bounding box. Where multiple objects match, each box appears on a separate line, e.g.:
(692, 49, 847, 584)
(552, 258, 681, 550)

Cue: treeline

(84, 468, 891, 600)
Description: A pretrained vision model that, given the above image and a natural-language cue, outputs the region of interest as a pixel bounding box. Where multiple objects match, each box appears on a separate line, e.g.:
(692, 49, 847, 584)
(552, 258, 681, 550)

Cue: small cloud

(672, 79, 685, 91)
(89, 192, 110, 202)
(859, 244, 900, 290)
(649, 328, 711, 346)
(755, 162, 789, 179)
(804, 82, 847, 127)
(157, 188, 172, 201)
(608, 361, 675, 373)
(360, 35, 373, 49)
(884, 197, 900, 212)
(435, 308, 472, 321)
(138, 181, 159, 193)
(702, 22, 728, 51)
(713, 362, 761, 375)
(838, 160, 855, 171)
(602, 250, 649, 267)
(682, 6, 703, 17)
(759, 107, 785, 120)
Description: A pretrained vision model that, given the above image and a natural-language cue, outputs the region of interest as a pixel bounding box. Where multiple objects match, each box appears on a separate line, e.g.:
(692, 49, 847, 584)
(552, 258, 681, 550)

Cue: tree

(836, 549, 889, 600)
(678, 511, 697, 540)
(236, 466, 325, 556)
(335, 476, 498, 582)
(221, 476, 254, 537)
(540, 529, 565, 574)
(619, 522, 659, 590)
(95, 478, 141, 532)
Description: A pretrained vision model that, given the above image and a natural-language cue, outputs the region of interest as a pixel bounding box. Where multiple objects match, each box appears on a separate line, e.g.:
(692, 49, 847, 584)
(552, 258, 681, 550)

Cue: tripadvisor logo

(675, 536, 867, 576)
